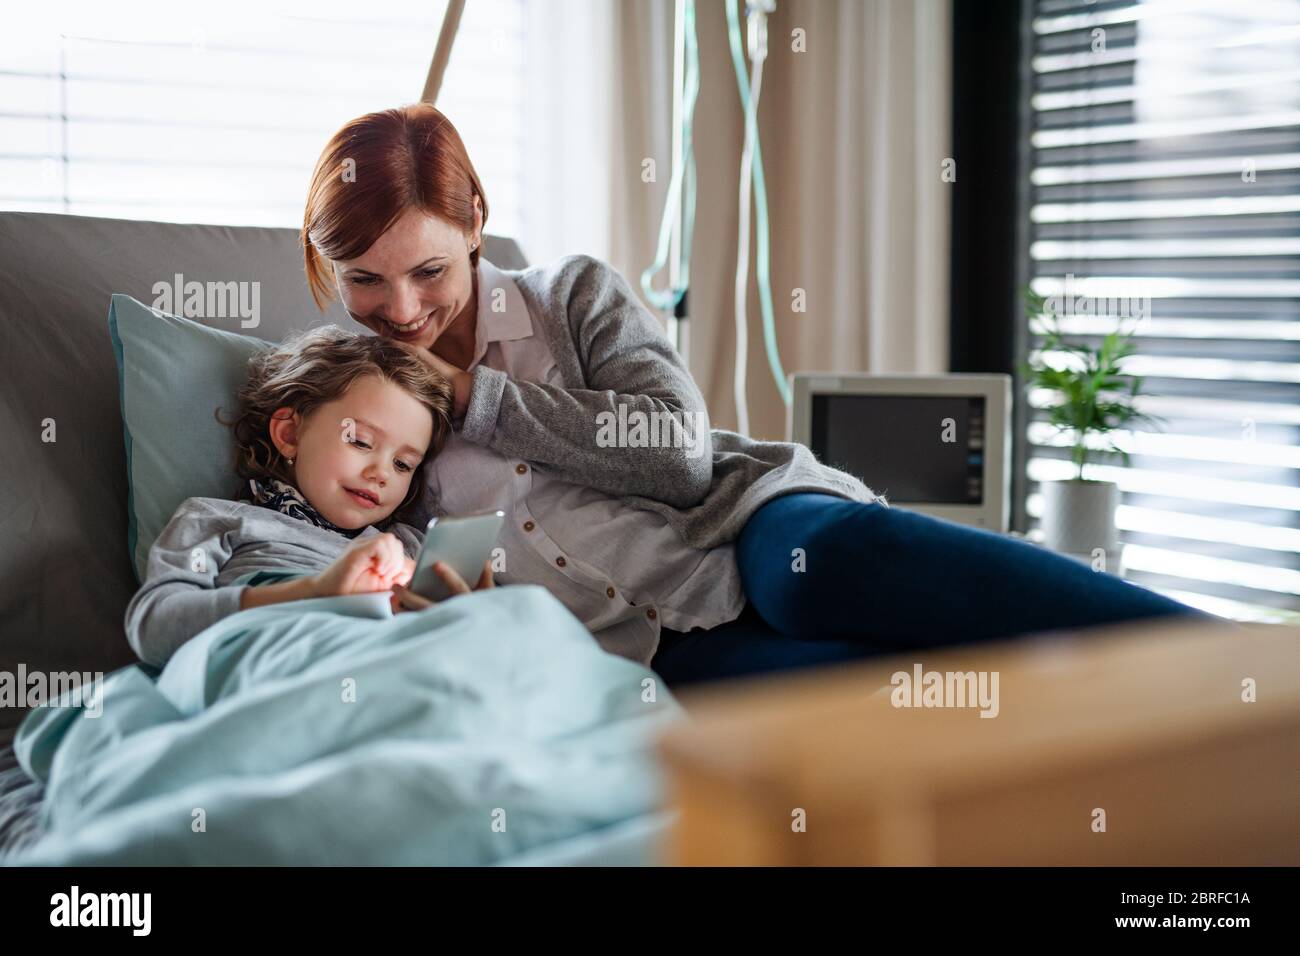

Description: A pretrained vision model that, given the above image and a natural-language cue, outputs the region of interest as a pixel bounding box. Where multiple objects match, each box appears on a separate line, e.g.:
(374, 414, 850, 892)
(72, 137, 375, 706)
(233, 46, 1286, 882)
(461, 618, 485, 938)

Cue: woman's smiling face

(329, 203, 482, 351)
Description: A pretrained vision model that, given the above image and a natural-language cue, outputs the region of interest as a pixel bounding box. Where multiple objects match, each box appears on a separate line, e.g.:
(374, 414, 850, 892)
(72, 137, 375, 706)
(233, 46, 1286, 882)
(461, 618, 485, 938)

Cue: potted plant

(1018, 288, 1166, 568)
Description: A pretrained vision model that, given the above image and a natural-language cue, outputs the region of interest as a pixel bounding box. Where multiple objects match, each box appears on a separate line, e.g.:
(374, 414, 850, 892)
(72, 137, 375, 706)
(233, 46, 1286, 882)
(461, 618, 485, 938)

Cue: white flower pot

(1039, 478, 1120, 555)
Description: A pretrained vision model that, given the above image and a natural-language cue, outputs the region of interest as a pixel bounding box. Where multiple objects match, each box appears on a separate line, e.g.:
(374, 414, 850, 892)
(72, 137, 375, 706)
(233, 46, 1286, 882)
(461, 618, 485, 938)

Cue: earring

(287, 458, 294, 466)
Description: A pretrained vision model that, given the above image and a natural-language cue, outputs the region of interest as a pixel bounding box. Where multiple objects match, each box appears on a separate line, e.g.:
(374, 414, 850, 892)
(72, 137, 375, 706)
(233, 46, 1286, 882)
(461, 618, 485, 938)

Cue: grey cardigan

(454, 254, 885, 547)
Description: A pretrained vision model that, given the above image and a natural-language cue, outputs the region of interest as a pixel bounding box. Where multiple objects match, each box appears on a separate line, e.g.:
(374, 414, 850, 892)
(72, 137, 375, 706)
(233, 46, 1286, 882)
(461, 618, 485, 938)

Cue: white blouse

(424, 258, 747, 665)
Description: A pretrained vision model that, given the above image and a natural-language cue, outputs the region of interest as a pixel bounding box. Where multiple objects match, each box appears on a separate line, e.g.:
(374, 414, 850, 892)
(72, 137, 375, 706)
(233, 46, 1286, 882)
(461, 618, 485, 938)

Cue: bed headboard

(0, 210, 526, 732)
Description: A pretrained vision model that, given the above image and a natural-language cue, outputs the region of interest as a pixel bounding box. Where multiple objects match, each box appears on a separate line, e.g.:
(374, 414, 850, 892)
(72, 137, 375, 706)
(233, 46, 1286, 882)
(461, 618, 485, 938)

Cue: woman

(300, 103, 1212, 686)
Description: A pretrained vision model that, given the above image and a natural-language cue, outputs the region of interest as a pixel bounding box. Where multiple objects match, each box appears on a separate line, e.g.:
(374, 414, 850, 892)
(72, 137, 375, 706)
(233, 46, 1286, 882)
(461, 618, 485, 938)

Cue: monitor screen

(810, 394, 986, 505)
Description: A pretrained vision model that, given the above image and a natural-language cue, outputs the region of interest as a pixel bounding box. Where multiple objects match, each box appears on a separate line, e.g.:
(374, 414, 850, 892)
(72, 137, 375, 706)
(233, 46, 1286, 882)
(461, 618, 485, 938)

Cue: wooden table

(655, 616, 1300, 865)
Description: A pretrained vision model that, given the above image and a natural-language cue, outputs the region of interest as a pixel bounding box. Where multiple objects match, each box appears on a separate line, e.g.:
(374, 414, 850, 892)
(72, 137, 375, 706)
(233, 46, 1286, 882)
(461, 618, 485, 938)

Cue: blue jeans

(650, 492, 1214, 687)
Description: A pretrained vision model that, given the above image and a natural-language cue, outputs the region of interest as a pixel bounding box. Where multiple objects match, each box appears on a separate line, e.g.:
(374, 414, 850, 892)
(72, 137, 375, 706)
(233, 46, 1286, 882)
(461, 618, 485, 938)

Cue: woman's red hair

(301, 103, 490, 312)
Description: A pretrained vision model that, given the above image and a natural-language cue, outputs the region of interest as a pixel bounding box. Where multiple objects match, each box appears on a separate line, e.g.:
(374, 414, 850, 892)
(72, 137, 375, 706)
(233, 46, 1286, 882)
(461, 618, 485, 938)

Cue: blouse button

(515, 463, 528, 475)
(523, 520, 535, 532)
(646, 608, 657, 620)
(606, 585, 616, 599)
(556, 556, 566, 568)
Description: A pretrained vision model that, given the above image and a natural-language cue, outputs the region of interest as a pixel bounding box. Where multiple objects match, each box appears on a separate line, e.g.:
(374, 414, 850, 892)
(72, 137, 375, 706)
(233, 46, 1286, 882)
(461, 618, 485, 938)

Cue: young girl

(125, 325, 493, 670)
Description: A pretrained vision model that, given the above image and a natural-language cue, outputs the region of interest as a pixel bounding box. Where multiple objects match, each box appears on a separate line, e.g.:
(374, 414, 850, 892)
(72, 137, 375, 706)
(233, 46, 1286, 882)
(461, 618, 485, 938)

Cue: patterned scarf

(239, 476, 370, 539)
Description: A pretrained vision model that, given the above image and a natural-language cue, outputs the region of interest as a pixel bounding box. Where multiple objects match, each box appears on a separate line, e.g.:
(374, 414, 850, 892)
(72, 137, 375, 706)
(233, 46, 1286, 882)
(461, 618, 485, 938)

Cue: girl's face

(268, 374, 434, 529)
(329, 203, 483, 351)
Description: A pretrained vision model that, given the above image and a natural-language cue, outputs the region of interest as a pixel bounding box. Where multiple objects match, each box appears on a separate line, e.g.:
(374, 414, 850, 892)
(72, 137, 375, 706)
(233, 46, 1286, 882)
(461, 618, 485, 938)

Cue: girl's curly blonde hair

(217, 325, 454, 519)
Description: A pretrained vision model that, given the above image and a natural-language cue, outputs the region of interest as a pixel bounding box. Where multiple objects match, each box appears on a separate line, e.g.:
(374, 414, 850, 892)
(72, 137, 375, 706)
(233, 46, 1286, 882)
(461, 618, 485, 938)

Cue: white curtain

(518, 0, 951, 440)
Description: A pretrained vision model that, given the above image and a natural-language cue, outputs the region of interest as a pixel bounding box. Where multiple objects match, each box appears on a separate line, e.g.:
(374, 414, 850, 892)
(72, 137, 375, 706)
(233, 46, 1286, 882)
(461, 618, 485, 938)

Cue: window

(1020, 0, 1300, 622)
(0, 0, 526, 238)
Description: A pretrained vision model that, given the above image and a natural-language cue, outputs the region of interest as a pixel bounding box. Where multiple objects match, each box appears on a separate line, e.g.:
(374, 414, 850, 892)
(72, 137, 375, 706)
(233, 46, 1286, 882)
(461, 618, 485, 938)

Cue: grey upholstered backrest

(0, 211, 525, 732)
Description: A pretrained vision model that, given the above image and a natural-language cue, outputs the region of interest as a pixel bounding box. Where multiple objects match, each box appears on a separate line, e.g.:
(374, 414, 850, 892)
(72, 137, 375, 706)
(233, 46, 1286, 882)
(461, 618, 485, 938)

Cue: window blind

(1021, 0, 1300, 622)
(0, 0, 525, 236)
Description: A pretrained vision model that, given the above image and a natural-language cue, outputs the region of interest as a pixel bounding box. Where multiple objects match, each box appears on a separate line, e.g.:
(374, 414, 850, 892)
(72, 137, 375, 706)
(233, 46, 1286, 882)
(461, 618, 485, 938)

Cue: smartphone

(406, 511, 506, 601)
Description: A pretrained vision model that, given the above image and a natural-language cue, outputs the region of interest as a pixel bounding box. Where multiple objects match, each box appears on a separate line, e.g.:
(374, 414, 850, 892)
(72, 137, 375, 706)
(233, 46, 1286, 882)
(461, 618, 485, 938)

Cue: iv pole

(421, 0, 466, 105)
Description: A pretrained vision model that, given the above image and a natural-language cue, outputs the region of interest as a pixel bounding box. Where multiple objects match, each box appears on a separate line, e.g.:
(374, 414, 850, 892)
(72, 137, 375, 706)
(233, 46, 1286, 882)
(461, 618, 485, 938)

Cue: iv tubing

(727, 0, 791, 427)
(641, 0, 699, 314)
(731, 13, 764, 435)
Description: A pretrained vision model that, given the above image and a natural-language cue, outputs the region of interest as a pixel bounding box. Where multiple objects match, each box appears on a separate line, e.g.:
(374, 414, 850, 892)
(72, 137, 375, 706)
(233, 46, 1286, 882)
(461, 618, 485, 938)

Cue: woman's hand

(390, 559, 495, 613)
(393, 342, 473, 420)
(310, 533, 415, 599)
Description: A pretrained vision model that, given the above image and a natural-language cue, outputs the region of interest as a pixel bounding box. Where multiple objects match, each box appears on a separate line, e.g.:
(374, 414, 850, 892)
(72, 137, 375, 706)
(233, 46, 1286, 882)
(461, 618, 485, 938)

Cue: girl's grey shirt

(431, 253, 885, 548)
(124, 496, 422, 669)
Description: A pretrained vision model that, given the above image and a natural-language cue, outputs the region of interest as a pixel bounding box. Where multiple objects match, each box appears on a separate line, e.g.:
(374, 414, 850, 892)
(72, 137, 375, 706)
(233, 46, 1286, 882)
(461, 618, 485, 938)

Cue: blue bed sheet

(7, 584, 684, 865)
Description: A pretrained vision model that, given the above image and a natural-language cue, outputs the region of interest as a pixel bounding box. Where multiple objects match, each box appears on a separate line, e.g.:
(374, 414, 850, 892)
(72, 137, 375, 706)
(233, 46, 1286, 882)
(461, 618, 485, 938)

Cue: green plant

(1018, 288, 1166, 481)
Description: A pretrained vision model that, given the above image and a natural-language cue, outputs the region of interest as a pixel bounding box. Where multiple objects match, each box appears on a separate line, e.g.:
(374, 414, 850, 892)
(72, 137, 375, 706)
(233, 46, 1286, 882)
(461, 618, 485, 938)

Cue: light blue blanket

(8, 585, 685, 865)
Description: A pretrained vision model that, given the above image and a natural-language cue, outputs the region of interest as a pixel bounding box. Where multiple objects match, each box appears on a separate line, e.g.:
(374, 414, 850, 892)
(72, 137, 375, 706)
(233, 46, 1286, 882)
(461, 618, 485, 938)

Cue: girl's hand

(311, 533, 415, 599)
(392, 342, 472, 419)
(391, 559, 495, 613)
